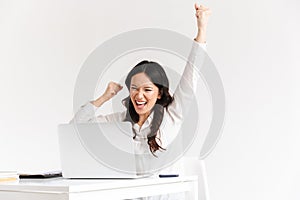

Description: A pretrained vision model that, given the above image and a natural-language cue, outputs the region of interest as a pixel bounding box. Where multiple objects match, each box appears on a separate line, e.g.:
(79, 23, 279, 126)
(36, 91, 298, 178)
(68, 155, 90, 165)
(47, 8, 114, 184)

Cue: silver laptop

(58, 122, 148, 179)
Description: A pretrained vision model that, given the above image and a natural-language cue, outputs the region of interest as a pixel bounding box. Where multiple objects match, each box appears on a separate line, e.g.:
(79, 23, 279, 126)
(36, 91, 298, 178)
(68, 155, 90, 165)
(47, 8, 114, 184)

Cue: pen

(159, 174, 179, 178)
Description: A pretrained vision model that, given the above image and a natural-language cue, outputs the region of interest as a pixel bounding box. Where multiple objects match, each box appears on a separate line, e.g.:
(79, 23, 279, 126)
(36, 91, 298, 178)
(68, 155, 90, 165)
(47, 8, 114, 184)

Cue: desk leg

(183, 159, 210, 200)
(185, 180, 198, 200)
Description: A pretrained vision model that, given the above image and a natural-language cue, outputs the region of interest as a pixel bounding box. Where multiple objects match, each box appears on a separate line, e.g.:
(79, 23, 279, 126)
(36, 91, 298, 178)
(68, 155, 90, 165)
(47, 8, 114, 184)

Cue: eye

(145, 88, 153, 92)
(130, 86, 137, 90)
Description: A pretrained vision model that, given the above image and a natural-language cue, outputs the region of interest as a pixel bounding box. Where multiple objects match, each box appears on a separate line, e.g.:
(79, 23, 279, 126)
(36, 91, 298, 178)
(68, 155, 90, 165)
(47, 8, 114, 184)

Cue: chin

(135, 110, 147, 115)
(134, 108, 150, 116)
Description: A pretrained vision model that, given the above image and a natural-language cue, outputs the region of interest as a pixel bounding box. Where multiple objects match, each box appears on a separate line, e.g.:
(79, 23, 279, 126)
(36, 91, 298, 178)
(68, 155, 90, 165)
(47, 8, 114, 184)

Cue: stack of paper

(0, 171, 19, 182)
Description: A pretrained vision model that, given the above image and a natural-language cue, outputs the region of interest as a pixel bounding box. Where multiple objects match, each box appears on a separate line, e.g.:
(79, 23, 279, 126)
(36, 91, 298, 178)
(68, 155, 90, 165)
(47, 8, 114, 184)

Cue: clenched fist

(103, 81, 123, 100)
(194, 3, 211, 43)
(195, 4, 211, 30)
(92, 81, 123, 107)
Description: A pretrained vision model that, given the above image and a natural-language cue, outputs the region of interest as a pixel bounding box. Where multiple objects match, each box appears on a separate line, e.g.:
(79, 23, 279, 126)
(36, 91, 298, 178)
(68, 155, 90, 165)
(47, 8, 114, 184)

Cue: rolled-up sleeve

(70, 102, 126, 123)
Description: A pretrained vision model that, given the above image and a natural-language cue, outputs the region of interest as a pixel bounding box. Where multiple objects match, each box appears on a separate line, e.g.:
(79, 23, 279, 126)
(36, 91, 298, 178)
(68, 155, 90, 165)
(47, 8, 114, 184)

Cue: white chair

(182, 61, 226, 200)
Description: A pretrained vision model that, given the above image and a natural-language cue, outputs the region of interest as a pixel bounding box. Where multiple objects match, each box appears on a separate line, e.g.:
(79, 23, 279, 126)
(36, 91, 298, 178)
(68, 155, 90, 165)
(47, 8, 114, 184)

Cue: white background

(1, 0, 299, 200)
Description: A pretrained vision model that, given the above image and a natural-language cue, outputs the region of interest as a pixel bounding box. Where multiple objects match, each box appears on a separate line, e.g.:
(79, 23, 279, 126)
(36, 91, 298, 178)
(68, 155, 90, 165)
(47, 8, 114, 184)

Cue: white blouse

(71, 40, 207, 176)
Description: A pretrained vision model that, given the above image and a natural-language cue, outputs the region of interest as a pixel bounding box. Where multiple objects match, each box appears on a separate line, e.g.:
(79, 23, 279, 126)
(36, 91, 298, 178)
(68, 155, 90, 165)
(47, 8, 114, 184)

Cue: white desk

(0, 176, 198, 200)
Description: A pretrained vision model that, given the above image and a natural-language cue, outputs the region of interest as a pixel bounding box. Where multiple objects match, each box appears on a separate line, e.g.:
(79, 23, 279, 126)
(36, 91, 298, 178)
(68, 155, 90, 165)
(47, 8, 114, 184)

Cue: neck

(137, 112, 151, 126)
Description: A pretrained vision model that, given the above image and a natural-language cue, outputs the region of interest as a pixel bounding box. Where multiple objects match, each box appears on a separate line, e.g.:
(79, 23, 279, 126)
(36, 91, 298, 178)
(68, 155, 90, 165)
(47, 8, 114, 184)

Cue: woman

(72, 4, 211, 198)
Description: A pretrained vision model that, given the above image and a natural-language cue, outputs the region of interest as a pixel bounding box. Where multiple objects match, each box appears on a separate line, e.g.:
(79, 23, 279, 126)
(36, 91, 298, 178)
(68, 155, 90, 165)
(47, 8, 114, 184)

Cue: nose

(136, 89, 144, 99)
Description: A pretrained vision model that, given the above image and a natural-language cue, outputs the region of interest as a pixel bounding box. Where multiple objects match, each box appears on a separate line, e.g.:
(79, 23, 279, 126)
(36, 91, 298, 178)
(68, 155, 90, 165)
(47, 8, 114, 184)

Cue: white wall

(1, 0, 299, 200)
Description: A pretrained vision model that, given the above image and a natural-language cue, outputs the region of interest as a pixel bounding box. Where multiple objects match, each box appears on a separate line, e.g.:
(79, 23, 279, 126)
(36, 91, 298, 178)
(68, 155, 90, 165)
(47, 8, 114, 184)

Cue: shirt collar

(133, 111, 154, 137)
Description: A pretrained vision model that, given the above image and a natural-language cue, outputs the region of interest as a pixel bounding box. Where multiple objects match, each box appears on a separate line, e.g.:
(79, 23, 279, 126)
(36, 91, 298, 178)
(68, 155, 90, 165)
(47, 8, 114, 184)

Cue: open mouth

(135, 101, 147, 109)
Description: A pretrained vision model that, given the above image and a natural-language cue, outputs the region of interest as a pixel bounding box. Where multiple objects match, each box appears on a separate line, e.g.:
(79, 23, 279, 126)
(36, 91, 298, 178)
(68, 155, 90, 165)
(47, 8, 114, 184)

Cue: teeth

(136, 101, 146, 105)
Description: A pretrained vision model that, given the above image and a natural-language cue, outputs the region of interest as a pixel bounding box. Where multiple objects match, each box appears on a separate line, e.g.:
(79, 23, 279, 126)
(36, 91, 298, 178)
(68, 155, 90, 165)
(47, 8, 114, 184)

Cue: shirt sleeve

(166, 41, 207, 122)
(70, 102, 126, 123)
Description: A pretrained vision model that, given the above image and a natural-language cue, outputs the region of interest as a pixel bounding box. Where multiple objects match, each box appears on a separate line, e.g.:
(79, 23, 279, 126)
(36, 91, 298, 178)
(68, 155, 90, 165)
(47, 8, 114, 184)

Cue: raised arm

(194, 4, 211, 43)
(167, 4, 211, 120)
(71, 82, 125, 123)
(91, 82, 123, 107)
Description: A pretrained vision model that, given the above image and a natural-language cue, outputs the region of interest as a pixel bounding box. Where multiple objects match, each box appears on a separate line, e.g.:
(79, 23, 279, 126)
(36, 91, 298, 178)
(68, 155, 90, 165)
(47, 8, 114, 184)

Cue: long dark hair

(122, 60, 173, 155)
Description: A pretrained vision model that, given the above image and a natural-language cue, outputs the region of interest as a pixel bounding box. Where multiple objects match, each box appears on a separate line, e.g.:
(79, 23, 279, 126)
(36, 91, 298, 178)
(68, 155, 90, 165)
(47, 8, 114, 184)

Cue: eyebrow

(131, 84, 154, 88)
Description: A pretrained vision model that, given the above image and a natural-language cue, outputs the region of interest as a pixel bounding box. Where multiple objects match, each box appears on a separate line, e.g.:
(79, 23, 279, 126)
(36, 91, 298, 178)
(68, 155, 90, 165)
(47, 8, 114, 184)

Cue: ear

(157, 89, 162, 99)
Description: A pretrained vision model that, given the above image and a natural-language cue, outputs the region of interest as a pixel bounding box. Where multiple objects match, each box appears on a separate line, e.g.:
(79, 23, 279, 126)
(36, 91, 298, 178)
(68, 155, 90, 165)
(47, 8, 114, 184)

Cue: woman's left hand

(195, 4, 211, 30)
(194, 3, 211, 43)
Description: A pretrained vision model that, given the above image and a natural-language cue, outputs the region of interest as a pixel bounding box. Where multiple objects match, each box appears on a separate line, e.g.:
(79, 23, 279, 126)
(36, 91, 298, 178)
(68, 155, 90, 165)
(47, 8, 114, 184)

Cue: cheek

(146, 92, 159, 102)
(129, 91, 136, 98)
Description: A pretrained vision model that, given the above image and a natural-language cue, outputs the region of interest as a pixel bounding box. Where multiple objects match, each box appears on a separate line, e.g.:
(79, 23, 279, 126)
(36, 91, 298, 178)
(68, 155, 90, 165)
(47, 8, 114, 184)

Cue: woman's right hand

(92, 82, 123, 107)
(103, 81, 123, 100)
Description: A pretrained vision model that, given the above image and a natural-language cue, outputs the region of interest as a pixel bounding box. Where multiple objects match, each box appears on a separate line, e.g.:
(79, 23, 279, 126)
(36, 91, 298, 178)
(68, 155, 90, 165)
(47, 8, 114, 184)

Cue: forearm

(91, 81, 123, 107)
(91, 95, 110, 107)
(194, 28, 207, 43)
(70, 95, 109, 123)
(194, 4, 211, 43)
(70, 101, 126, 123)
